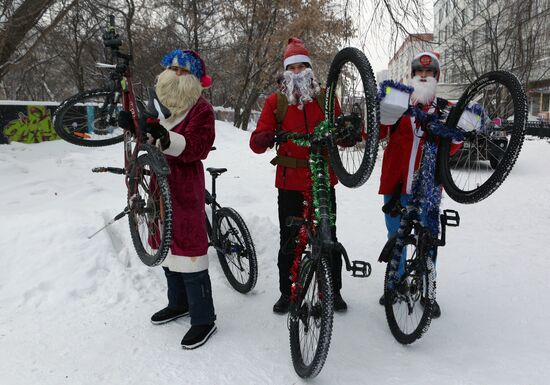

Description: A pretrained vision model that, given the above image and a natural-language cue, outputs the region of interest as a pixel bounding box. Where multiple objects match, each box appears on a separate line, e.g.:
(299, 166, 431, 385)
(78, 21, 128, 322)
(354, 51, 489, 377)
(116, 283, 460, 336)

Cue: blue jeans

(383, 194, 436, 277)
(163, 267, 216, 326)
(384, 194, 411, 276)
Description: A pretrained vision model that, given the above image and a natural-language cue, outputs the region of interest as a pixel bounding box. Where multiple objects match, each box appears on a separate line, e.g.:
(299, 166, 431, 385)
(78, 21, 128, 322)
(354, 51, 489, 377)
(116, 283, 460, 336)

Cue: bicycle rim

(289, 255, 334, 378)
(384, 237, 435, 344)
(325, 47, 379, 188)
(53, 89, 125, 147)
(438, 70, 527, 204)
(128, 153, 172, 266)
(215, 207, 258, 293)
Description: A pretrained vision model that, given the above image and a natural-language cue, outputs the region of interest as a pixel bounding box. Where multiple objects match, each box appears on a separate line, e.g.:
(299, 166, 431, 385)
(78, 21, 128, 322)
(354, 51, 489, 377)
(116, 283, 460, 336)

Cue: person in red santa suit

(121, 49, 217, 348)
(377, 51, 460, 318)
(249, 37, 348, 314)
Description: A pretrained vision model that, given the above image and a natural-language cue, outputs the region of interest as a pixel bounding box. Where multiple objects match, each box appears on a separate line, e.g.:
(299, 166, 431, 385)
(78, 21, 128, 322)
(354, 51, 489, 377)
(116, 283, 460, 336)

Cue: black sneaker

(181, 323, 217, 349)
(273, 294, 290, 314)
(431, 300, 441, 318)
(150, 307, 189, 325)
(334, 292, 348, 312)
(419, 297, 441, 319)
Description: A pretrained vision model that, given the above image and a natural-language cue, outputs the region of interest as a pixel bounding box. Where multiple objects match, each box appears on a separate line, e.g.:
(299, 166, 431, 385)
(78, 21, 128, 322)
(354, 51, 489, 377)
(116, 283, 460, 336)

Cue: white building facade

(433, 0, 550, 119)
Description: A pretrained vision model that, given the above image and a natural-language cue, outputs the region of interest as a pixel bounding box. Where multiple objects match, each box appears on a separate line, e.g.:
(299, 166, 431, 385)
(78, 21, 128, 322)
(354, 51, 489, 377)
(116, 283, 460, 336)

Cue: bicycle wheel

(128, 148, 172, 266)
(384, 236, 436, 344)
(53, 88, 125, 147)
(289, 254, 334, 378)
(325, 47, 379, 188)
(438, 70, 527, 204)
(215, 207, 258, 293)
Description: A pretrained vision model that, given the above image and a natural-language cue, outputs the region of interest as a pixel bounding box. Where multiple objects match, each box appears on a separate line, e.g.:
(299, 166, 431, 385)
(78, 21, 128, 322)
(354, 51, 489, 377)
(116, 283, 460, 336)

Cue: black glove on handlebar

(146, 117, 170, 150)
(118, 111, 135, 133)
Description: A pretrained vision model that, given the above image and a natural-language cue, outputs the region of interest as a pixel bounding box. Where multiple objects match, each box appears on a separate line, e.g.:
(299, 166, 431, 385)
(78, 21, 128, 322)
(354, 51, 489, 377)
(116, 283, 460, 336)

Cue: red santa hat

(283, 37, 312, 70)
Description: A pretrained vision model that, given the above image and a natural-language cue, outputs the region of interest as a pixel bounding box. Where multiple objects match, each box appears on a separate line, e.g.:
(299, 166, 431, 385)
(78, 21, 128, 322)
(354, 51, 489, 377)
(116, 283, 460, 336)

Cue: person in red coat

(250, 37, 347, 314)
(140, 49, 217, 349)
(378, 52, 461, 318)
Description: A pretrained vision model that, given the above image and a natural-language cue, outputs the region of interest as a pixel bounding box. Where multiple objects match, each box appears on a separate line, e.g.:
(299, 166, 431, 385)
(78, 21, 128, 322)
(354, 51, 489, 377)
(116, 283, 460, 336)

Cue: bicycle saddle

(206, 167, 227, 177)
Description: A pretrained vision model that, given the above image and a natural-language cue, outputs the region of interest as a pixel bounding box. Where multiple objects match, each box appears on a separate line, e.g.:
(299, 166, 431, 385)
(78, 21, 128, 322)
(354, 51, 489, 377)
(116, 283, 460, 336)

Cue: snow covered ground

(1, 122, 549, 385)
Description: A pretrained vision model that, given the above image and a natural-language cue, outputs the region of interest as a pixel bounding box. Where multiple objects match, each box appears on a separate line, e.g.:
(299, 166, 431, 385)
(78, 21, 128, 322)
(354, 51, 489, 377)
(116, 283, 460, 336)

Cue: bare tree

(220, 0, 352, 130)
(0, 0, 79, 81)
(443, 0, 550, 86)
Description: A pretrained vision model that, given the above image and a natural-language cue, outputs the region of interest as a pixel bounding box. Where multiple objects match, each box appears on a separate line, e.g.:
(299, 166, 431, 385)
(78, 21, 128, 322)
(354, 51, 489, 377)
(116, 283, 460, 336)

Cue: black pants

(163, 267, 217, 326)
(277, 188, 343, 296)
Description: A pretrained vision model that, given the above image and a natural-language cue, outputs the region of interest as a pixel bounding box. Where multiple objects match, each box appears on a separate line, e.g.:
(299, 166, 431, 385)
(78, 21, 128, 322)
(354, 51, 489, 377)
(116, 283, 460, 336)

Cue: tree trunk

(0, 0, 55, 79)
(238, 89, 260, 131)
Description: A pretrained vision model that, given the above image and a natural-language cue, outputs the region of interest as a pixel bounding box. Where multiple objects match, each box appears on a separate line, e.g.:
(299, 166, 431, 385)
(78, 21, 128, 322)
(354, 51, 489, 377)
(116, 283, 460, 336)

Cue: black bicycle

(204, 165, 258, 294)
(278, 47, 379, 378)
(379, 70, 527, 344)
(54, 16, 173, 267)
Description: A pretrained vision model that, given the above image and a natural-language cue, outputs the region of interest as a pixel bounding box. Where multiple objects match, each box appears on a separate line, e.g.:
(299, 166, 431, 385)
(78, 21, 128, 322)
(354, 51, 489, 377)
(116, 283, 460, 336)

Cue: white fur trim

(159, 111, 187, 130)
(406, 116, 423, 194)
(161, 253, 209, 273)
(163, 131, 186, 157)
(284, 54, 312, 69)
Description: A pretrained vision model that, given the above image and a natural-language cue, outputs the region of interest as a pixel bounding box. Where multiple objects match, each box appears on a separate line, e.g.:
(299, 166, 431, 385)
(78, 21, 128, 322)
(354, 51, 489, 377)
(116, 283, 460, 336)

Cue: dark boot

(379, 294, 384, 305)
(181, 323, 217, 349)
(151, 307, 189, 325)
(273, 294, 290, 314)
(334, 292, 348, 312)
(419, 297, 441, 319)
(431, 300, 441, 318)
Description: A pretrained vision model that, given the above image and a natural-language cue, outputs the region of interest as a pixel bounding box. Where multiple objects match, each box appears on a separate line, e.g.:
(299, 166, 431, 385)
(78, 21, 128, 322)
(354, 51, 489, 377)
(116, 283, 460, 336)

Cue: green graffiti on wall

(3, 105, 60, 143)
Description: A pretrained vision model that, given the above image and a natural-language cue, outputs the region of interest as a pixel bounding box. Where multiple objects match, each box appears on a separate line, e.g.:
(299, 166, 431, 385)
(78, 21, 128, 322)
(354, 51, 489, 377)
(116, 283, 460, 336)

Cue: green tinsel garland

(289, 119, 335, 225)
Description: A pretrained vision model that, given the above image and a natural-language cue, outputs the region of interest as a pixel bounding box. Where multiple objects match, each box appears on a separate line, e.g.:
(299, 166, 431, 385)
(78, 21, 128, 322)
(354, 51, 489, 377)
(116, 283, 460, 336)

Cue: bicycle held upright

(280, 47, 380, 379)
(53, 16, 173, 267)
(378, 70, 527, 344)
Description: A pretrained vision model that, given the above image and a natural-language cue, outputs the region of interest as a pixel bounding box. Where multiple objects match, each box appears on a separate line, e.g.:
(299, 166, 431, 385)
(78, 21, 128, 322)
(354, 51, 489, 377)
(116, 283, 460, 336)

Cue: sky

(347, 0, 435, 73)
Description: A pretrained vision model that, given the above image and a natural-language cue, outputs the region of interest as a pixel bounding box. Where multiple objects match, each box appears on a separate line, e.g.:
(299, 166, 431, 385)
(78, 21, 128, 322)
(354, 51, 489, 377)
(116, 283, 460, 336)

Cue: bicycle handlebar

(145, 88, 172, 120)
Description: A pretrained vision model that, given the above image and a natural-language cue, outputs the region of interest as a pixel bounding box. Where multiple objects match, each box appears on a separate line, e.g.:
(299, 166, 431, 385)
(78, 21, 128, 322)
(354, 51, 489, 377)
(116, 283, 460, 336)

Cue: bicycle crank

(87, 206, 130, 239)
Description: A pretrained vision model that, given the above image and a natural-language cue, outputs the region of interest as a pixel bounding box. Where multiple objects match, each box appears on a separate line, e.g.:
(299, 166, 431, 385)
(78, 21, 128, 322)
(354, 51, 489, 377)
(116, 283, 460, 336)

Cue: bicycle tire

(438, 70, 527, 204)
(53, 88, 125, 147)
(384, 236, 435, 344)
(325, 47, 379, 188)
(215, 207, 258, 293)
(128, 150, 172, 266)
(289, 255, 334, 378)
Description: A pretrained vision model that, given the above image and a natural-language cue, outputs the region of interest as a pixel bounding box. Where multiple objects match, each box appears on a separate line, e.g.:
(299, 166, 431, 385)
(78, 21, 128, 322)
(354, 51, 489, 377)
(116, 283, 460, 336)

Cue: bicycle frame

(205, 177, 222, 248)
(384, 105, 461, 290)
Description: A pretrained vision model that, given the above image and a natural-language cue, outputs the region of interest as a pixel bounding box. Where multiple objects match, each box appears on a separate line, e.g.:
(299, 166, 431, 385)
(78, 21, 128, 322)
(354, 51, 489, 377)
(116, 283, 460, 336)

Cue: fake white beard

(155, 69, 203, 122)
(410, 75, 438, 105)
(281, 68, 321, 109)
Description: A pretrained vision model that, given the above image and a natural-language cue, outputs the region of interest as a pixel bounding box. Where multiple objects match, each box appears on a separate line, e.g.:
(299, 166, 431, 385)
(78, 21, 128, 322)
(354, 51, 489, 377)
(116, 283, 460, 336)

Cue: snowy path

(1, 125, 549, 384)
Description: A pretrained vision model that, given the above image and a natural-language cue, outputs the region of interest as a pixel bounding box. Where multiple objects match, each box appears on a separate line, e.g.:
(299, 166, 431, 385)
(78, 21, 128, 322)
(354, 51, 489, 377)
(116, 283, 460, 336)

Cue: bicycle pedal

(441, 209, 460, 227)
(351, 260, 371, 278)
(92, 166, 125, 175)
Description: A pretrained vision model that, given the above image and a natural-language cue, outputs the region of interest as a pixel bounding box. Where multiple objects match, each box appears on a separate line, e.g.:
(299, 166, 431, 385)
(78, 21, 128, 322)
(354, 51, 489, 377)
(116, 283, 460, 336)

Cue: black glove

(145, 117, 170, 150)
(118, 110, 135, 132)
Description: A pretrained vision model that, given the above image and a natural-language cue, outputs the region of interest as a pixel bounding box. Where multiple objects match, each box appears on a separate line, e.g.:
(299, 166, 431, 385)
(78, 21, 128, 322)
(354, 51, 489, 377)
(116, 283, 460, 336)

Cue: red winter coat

(379, 104, 461, 195)
(163, 97, 215, 257)
(250, 92, 340, 191)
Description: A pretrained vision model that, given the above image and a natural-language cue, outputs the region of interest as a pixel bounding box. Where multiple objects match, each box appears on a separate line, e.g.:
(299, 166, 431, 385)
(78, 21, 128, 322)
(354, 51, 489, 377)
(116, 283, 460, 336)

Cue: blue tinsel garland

(161, 49, 203, 78)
